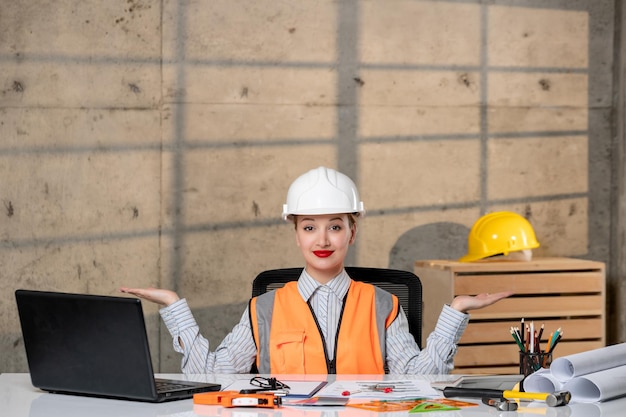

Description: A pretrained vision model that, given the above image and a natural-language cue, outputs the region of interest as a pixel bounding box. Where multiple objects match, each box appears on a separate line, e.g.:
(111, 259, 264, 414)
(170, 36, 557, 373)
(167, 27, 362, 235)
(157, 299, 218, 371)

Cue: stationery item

(14, 289, 220, 403)
(510, 321, 562, 354)
(430, 374, 523, 391)
(194, 391, 282, 408)
(285, 396, 350, 406)
(318, 379, 439, 399)
(346, 398, 477, 412)
(342, 383, 395, 396)
(511, 328, 525, 352)
(510, 320, 562, 377)
(537, 323, 545, 345)
(548, 328, 563, 353)
(520, 350, 553, 377)
(409, 402, 460, 413)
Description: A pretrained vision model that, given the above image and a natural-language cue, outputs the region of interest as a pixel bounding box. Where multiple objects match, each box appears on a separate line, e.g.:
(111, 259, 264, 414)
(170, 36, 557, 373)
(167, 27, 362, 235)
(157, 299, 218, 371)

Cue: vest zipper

(332, 294, 349, 374)
(306, 292, 348, 374)
(306, 301, 332, 373)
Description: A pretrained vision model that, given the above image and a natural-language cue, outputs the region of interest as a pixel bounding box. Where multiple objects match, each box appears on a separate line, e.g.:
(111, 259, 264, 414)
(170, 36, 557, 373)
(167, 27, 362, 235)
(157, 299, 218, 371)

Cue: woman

(121, 166, 511, 374)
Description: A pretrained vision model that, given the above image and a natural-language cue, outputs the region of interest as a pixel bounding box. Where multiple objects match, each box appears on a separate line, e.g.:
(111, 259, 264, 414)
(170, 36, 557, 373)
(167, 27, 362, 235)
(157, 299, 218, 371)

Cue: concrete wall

(1, 0, 620, 372)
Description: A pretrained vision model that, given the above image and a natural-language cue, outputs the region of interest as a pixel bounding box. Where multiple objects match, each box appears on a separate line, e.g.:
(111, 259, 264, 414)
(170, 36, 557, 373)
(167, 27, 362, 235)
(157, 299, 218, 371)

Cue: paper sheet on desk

(523, 343, 626, 402)
(316, 379, 440, 399)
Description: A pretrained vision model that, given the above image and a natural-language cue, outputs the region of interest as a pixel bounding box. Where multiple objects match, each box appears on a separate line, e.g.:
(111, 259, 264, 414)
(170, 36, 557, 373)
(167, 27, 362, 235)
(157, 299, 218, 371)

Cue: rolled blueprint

(550, 343, 626, 382)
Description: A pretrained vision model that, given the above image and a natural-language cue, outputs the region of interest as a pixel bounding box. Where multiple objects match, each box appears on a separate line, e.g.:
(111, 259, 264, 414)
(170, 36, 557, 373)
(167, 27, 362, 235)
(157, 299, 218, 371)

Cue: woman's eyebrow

(300, 216, 344, 223)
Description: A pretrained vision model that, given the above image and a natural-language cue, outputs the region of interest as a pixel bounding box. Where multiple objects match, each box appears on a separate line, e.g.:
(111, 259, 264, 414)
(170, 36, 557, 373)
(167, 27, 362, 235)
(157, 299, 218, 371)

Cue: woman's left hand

(450, 291, 513, 313)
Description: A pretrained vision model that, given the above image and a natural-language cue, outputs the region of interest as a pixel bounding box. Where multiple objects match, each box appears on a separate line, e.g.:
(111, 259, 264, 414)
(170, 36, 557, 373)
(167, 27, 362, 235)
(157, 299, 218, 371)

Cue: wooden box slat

(459, 317, 604, 344)
(469, 295, 604, 319)
(454, 340, 604, 367)
(454, 272, 603, 295)
(452, 366, 520, 375)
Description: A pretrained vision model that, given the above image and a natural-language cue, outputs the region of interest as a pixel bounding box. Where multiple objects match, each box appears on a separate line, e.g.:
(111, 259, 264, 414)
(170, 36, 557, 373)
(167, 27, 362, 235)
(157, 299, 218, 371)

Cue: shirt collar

(297, 268, 351, 302)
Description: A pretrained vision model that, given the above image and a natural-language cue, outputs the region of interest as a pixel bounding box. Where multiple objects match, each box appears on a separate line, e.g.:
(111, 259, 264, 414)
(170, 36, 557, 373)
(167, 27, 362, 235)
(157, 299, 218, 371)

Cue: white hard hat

(282, 166, 365, 220)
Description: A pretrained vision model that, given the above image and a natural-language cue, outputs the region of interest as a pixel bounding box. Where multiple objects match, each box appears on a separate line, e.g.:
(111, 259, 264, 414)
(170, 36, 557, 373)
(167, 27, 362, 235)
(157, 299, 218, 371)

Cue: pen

(240, 388, 290, 396)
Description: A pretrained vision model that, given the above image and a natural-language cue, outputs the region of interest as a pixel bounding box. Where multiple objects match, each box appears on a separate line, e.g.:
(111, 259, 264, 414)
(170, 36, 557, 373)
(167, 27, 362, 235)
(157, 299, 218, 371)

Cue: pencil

(549, 328, 561, 349)
(511, 328, 525, 352)
(524, 324, 530, 352)
(537, 324, 545, 346)
(514, 327, 523, 346)
(548, 332, 563, 353)
(546, 332, 554, 352)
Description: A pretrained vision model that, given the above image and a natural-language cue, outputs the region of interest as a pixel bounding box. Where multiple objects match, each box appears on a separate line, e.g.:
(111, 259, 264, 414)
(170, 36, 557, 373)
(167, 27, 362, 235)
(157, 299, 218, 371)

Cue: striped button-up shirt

(160, 269, 469, 374)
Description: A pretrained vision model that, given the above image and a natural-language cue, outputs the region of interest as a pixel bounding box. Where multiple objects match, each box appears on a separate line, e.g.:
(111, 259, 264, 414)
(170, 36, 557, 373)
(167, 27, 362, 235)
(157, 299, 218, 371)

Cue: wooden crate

(414, 257, 606, 374)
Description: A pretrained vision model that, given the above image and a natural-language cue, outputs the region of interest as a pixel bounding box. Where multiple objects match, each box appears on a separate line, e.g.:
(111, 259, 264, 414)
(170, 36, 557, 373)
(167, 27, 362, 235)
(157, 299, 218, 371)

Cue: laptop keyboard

(155, 379, 192, 392)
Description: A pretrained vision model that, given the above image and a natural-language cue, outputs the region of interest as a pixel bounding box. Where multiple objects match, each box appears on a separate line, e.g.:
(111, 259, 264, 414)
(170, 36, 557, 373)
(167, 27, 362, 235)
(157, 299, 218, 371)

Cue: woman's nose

(317, 230, 330, 246)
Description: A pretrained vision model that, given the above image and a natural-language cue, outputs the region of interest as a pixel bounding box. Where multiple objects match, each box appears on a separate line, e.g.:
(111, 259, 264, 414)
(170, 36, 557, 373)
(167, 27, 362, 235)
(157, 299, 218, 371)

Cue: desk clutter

(512, 319, 562, 376)
(4, 372, 626, 417)
(523, 342, 626, 402)
(191, 344, 626, 414)
(194, 378, 481, 413)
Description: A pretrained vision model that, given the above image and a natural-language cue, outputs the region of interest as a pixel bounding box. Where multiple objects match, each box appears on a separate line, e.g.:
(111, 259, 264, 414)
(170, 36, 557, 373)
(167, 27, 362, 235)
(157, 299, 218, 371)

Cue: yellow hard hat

(459, 211, 540, 262)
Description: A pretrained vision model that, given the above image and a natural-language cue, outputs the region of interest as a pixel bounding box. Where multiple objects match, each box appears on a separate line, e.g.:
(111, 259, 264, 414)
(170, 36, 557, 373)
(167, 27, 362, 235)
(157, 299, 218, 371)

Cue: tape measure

(194, 391, 282, 408)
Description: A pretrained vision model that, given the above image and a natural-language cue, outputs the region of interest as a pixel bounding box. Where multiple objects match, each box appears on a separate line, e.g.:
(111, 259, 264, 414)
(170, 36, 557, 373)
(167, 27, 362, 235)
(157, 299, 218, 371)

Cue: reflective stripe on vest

(250, 280, 399, 374)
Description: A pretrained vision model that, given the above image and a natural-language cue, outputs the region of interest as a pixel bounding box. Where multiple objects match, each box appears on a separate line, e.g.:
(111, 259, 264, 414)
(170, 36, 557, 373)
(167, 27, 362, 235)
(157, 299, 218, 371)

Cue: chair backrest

(251, 267, 422, 348)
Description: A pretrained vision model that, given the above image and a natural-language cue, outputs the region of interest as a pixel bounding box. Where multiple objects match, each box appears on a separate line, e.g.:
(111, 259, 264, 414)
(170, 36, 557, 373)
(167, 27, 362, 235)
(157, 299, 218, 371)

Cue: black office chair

(251, 267, 422, 348)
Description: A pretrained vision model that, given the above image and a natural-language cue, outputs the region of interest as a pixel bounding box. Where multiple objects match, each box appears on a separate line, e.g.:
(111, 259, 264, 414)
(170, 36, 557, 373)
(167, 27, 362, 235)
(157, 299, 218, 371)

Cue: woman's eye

(330, 225, 342, 231)
(303, 225, 314, 231)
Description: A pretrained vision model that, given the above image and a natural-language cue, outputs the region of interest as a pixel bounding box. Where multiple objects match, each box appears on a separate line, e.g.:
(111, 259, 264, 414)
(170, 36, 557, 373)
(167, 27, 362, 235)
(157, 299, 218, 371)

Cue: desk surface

(2, 373, 625, 417)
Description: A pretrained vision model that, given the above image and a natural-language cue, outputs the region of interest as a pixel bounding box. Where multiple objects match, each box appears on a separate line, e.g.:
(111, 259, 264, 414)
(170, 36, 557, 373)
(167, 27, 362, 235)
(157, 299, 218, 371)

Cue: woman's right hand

(119, 287, 180, 307)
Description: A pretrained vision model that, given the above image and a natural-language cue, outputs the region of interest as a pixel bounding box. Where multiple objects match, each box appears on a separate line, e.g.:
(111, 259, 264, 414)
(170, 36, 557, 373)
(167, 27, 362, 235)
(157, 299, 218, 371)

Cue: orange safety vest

(249, 280, 399, 374)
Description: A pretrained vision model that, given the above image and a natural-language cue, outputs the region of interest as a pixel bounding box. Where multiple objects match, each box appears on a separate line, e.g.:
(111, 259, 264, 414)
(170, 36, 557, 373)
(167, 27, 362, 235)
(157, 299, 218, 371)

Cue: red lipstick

(313, 250, 333, 258)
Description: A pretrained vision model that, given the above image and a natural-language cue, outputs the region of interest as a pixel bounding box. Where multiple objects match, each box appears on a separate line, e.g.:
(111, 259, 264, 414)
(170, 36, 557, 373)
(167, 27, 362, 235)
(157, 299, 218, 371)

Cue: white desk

(2, 373, 625, 417)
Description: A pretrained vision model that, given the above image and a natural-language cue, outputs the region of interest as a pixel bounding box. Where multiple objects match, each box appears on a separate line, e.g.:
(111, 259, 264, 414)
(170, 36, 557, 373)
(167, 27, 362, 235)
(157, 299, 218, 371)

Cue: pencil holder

(519, 351, 552, 377)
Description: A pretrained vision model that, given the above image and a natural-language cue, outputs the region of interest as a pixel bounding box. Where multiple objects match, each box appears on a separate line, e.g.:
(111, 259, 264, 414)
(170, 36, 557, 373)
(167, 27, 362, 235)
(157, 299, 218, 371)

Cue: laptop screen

(16, 289, 165, 401)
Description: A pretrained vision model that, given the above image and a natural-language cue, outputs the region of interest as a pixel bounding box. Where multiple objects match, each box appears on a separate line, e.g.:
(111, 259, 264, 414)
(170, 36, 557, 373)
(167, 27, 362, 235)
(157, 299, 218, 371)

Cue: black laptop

(15, 289, 221, 402)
